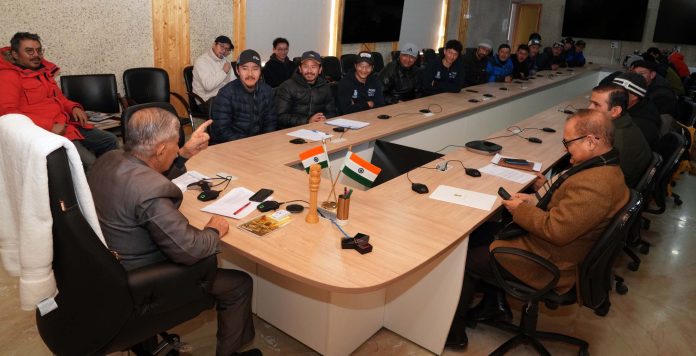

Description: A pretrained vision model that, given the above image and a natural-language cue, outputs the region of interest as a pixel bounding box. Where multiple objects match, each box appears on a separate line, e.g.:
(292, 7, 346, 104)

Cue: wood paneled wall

(233, 0, 247, 51)
(152, 0, 190, 116)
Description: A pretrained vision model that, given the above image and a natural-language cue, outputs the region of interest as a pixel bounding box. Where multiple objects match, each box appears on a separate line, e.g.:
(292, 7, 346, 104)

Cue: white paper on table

(491, 153, 542, 172)
(201, 187, 273, 219)
(429, 185, 497, 211)
(479, 164, 536, 184)
(172, 171, 209, 192)
(286, 129, 332, 141)
(324, 118, 370, 129)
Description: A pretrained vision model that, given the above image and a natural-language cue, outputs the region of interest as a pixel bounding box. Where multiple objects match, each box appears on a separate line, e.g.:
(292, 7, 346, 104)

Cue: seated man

(447, 109, 629, 348)
(211, 49, 277, 143)
(423, 39, 465, 95)
(566, 39, 586, 67)
(336, 51, 384, 114)
(462, 39, 492, 87)
(536, 41, 567, 71)
(486, 44, 513, 83)
(631, 60, 678, 116)
(379, 43, 423, 105)
(275, 50, 337, 128)
(0, 32, 118, 169)
(87, 110, 259, 356)
(262, 37, 296, 88)
(192, 35, 235, 114)
(613, 72, 661, 149)
(526, 38, 542, 76)
(511, 44, 533, 80)
(589, 83, 652, 188)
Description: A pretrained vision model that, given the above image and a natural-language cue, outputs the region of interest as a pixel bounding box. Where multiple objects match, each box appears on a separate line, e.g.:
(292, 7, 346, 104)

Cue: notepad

(325, 118, 370, 129)
(429, 185, 497, 211)
(287, 129, 333, 142)
(479, 164, 536, 184)
(171, 171, 209, 192)
(201, 187, 273, 219)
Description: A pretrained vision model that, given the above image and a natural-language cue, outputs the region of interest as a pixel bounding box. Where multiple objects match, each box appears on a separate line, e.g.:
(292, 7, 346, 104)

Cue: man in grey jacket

(87, 108, 259, 356)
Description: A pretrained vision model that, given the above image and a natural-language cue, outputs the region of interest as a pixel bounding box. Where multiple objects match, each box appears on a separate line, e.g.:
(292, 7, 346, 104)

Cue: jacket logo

(435, 71, 441, 79)
(352, 89, 358, 99)
(449, 72, 458, 79)
(367, 88, 376, 97)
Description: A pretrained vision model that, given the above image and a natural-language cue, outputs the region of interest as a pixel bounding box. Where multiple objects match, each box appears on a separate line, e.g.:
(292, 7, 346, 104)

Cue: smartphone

(502, 158, 529, 165)
(498, 187, 512, 200)
(249, 188, 274, 202)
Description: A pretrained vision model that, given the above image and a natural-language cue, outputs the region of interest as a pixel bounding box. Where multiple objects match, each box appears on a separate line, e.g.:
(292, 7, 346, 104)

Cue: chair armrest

(489, 247, 560, 301)
(127, 255, 217, 316)
(170, 92, 190, 112)
(188, 91, 206, 107)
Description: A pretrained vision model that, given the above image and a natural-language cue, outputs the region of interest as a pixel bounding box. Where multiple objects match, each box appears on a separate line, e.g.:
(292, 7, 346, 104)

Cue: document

(325, 118, 370, 129)
(491, 153, 542, 172)
(171, 170, 209, 192)
(479, 164, 536, 184)
(86, 111, 119, 122)
(287, 129, 333, 142)
(429, 185, 497, 211)
(201, 187, 273, 219)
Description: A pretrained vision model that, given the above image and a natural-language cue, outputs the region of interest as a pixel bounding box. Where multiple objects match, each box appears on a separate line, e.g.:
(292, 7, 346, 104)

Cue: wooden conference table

(180, 65, 610, 355)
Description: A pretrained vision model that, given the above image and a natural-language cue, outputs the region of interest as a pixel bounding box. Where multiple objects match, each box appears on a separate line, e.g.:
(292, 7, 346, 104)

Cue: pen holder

(336, 195, 350, 226)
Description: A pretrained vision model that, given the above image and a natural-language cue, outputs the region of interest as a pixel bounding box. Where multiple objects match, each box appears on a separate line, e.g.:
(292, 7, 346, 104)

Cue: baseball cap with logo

(301, 50, 322, 64)
(528, 38, 541, 47)
(552, 41, 564, 49)
(238, 49, 261, 66)
(400, 43, 418, 58)
(356, 51, 374, 65)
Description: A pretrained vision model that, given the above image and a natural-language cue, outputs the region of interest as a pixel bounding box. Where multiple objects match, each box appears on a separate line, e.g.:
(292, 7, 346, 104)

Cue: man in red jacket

(0, 32, 117, 169)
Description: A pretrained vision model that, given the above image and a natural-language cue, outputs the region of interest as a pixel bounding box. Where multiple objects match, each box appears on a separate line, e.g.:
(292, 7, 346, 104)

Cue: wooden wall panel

(152, 0, 190, 116)
(233, 0, 247, 52)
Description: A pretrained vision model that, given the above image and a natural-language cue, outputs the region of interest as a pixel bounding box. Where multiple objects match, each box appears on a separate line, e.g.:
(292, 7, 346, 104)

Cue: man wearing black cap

(614, 72, 661, 148)
(379, 42, 423, 105)
(486, 44, 513, 83)
(262, 37, 296, 88)
(566, 40, 586, 67)
(462, 39, 492, 87)
(631, 60, 677, 116)
(423, 39, 466, 95)
(275, 50, 337, 128)
(536, 41, 567, 71)
(210, 49, 277, 143)
(336, 51, 384, 114)
(193, 35, 235, 114)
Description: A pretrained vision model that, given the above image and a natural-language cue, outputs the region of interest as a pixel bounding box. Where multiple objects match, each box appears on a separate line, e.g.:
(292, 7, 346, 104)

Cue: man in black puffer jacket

(379, 42, 423, 105)
(275, 50, 337, 129)
(337, 51, 384, 114)
(211, 49, 277, 143)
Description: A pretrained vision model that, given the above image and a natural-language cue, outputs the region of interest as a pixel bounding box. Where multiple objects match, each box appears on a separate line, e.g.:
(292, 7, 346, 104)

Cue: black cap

(552, 41, 564, 49)
(631, 60, 657, 72)
(301, 50, 321, 64)
(576, 40, 586, 46)
(356, 51, 374, 65)
(238, 49, 261, 66)
(215, 35, 233, 49)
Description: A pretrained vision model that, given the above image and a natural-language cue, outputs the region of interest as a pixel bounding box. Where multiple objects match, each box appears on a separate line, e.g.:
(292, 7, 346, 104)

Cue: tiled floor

(2, 174, 695, 355)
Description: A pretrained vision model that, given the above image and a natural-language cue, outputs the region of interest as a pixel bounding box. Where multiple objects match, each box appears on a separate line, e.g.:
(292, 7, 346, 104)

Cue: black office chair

(390, 50, 400, 62)
(340, 54, 358, 75)
(230, 61, 239, 77)
(292, 57, 301, 67)
(646, 131, 686, 218)
(36, 147, 217, 355)
(322, 56, 342, 82)
(476, 190, 641, 356)
(371, 52, 385, 72)
(422, 49, 437, 67)
(121, 102, 185, 148)
(122, 67, 192, 129)
(60, 74, 120, 113)
(183, 66, 209, 122)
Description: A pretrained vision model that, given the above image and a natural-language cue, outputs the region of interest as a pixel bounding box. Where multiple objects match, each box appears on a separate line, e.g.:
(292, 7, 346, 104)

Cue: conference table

(180, 65, 613, 355)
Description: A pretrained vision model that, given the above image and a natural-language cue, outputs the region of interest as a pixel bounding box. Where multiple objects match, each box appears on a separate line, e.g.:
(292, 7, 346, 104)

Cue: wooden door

(511, 4, 542, 50)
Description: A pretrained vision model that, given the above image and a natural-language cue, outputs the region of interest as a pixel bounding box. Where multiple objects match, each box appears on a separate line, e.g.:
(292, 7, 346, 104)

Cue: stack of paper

(287, 129, 332, 141)
(201, 187, 273, 219)
(325, 118, 370, 129)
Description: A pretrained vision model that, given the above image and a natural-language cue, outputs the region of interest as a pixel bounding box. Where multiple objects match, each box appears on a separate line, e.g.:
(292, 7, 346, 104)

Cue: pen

(234, 201, 251, 215)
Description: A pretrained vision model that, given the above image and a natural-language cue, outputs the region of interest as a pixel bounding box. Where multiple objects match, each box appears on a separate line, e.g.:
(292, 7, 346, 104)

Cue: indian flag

(341, 151, 381, 187)
(299, 146, 329, 172)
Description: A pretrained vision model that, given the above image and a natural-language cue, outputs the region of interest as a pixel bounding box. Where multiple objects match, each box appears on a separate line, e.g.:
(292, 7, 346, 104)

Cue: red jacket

(0, 46, 85, 140)
(668, 52, 690, 79)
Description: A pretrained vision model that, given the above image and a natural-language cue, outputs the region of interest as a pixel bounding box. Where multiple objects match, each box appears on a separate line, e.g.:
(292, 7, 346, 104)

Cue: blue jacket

(486, 55, 513, 82)
(211, 79, 277, 143)
(566, 50, 586, 67)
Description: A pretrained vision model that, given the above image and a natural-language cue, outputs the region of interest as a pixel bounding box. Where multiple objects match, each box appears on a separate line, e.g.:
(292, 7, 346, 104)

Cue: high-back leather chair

(182, 66, 208, 120)
(647, 131, 686, 216)
(122, 67, 192, 129)
(36, 147, 216, 355)
(322, 56, 342, 82)
(478, 190, 642, 355)
(120, 102, 184, 147)
(60, 74, 120, 113)
(340, 54, 358, 75)
(371, 52, 385, 72)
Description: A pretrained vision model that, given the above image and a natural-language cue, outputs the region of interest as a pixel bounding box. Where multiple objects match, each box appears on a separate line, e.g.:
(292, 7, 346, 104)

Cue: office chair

(36, 147, 217, 355)
(421, 49, 437, 67)
(60, 74, 120, 113)
(340, 54, 358, 75)
(322, 56, 342, 82)
(371, 52, 385, 72)
(182, 66, 209, 122)
(122, 67, 193, 130)
(121, 102, 185, 148)
(643, 131, 686, 227)
(475, 190, 641, 356)
(390, 50, 400, 62)
(671, 98, 696, 179)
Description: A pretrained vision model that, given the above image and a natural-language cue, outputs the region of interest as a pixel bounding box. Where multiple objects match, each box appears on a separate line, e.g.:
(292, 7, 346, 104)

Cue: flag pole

(321, 139, 339, 209)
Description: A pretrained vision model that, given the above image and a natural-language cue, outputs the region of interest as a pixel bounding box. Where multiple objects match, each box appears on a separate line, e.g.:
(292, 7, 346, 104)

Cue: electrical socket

(610, 41, 619, 49)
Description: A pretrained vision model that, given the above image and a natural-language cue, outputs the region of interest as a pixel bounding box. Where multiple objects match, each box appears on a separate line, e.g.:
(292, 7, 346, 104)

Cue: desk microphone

(558, 109, 575, 114)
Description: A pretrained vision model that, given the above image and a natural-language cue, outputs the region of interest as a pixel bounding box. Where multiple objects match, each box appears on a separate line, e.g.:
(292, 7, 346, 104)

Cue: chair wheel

(615, 282, 628, 295)
(578, 347, 590, 356)
(594, 300, 611, 316)
(675, 197, 683, 206)
(639, 244, 650, 255)
(628, 261, 640, 271)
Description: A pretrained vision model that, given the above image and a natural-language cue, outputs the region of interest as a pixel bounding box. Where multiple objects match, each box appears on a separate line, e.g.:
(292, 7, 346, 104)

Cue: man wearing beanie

(380, 42, 423, 105)
(486, 43, 513, 83)
(211, 49, 277, 143)
(462, 39, 492, 87)
(192, 35, 235, 114)
(337, 51, 384, 114)
(631, 60, 677, 116)
(614, 72, 661, 148)
(526, 38, 542, 76)
(275, 50, 337, 128)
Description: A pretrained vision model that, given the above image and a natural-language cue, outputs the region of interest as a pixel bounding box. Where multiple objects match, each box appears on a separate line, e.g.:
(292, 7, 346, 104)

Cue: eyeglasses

(562, 135, 599, 149)
(216, 44, 232, 53)
(24, 47, 44, 56)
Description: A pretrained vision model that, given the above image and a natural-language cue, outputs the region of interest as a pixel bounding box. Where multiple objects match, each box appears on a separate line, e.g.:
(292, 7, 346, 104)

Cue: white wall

(246, 0, 332, 62)
(398, 0, 443, 51)
(190, 0, 234, 63)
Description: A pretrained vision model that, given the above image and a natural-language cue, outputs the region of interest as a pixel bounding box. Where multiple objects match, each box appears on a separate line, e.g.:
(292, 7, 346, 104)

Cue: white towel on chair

(0, 114, 106, 311)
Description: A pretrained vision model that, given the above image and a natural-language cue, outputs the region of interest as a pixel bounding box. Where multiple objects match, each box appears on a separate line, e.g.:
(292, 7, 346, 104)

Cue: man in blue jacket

(211, 49, 277, 143)
(566, 40, 586, 67)
(486, 44, 513, 83)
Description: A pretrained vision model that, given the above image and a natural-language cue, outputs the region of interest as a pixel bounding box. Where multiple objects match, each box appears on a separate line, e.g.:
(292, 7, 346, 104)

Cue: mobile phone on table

(498, 187, 512, 200)
(249, 188, 274, 202)
(502, 158, 529, 165)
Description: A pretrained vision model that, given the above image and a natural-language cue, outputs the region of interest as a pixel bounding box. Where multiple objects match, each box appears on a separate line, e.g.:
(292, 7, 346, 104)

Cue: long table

(180, 66, 611, 355)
